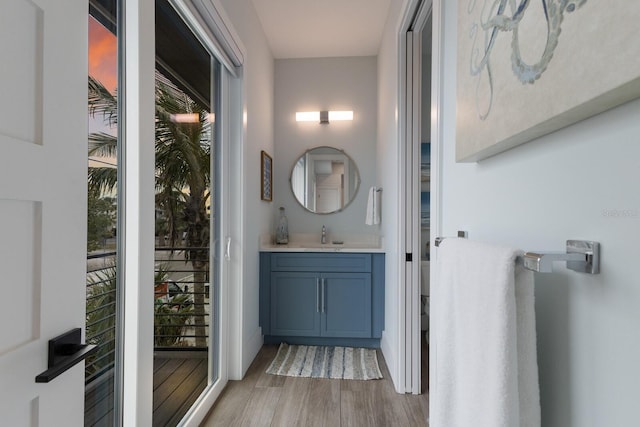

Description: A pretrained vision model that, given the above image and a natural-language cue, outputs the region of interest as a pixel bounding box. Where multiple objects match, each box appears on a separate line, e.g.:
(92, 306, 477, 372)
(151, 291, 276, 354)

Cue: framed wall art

(456, 0, 640, 162)
(261, 150, 272, 201)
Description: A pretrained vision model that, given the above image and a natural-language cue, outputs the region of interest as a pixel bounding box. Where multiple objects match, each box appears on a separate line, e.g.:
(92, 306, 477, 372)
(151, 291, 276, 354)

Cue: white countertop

(259, 233, 384, 253)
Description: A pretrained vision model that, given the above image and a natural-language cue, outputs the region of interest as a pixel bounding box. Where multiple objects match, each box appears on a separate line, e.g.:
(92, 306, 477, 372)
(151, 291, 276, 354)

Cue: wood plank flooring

(153, 355, 208, 427)
(84, 353, 208, 427)
(85, 372, 115, 426)
(202, 345, 429, 426)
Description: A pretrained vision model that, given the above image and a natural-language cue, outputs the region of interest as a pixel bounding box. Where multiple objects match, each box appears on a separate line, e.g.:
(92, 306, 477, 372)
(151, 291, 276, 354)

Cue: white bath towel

(431, 238, 540, 427)
(365, 187, 380, 225)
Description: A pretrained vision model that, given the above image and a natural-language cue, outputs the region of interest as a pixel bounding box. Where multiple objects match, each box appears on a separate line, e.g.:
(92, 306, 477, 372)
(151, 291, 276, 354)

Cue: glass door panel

(153, 1, 221, 424)
(86, 1, 120, 425)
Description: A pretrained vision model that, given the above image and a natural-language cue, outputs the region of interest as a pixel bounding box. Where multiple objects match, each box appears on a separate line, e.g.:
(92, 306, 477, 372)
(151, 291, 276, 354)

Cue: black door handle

(35, 328, 98, 383)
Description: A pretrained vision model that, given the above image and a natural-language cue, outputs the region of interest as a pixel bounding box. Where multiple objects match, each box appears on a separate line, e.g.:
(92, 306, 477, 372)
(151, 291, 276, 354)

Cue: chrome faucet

(321, 225, 327, 244)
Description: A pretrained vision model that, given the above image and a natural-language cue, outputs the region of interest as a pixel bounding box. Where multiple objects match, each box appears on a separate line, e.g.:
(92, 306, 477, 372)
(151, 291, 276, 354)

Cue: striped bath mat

(266, 343, 383, 380)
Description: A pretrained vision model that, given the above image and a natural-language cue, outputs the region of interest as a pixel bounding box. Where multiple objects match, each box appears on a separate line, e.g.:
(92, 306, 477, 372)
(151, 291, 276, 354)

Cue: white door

(401, 0, 433, 394)
(316, 186, 341, 213)
(0, 0, 88, 425)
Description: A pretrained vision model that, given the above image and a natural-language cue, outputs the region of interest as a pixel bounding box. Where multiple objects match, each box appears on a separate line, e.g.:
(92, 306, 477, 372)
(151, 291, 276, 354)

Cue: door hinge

(406, 253, 413, 262)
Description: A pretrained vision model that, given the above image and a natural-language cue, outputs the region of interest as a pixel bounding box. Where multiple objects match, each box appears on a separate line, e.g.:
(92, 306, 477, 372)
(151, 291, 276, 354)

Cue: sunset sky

(89, 16, 117, 94)
(88, 16, 117, 168)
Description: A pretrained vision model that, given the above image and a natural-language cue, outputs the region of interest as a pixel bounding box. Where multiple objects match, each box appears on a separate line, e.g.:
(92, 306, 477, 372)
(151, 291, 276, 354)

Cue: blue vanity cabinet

(260, 252, 385, 347)
(270, 272, 320, 336)
(321, 272, 372, 338)
(270, 271, 371, 337)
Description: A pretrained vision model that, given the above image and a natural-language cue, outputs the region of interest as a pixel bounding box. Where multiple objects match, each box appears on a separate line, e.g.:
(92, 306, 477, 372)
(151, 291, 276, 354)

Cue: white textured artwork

(456, 0, 640, 161)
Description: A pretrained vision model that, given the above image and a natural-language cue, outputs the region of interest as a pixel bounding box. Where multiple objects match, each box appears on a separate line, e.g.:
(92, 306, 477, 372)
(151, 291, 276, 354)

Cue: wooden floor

(85, 372, 116, 426)
(202, 345, 429, 427)
(84, 353, 208, 427)
(153, 354, 208, 427)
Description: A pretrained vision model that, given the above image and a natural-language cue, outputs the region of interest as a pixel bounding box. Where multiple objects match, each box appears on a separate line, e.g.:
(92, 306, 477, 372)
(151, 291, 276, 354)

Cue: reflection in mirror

(290, 147, 360, 214)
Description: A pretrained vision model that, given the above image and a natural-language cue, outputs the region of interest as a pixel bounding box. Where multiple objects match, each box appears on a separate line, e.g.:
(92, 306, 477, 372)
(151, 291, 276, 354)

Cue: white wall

(377, 0, 411, 391)
(273, 56, 378, 239)
(439, 1, 640, 425)
(217, 0, 274, 378)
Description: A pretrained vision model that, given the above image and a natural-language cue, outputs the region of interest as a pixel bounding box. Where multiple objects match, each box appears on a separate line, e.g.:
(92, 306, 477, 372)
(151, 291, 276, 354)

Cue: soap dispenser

(275, 207, 289, 244)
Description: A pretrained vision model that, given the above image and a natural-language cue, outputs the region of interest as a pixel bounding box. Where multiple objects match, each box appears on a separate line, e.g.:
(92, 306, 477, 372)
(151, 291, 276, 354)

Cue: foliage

(154, 79, 211, 253)
(85, 262, 198, 382)
(153, 78, 211, 347)
(87, 75, 211, 251)
(153, 264, 195, 347)
(154, 293, 194, 347)
(88, 74, 211, 347)
(85, 263, 117, 380)
(87, 192, 116, 251)
(87, 77, 118, 196)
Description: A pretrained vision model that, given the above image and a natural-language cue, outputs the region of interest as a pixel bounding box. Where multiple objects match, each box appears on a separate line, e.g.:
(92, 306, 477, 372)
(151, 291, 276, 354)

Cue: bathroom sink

(283, 242, 346, 251)
(262, 242, 382, 252)
(259, 234, 384, 253)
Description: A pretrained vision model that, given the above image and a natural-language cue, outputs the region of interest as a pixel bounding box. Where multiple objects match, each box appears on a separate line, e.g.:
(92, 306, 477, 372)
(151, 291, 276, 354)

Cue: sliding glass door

(153, 1, 223, 424)
(85, 1, 230, 424)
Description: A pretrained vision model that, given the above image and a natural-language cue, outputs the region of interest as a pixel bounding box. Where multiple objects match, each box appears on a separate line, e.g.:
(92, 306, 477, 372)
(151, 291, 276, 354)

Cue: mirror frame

(289, 146, 361, 215)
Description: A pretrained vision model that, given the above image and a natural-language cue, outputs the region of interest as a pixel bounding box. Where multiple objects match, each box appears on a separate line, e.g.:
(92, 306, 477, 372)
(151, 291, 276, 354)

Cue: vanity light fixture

(328, 110, 353, 121)
(295, 110, 354, 124)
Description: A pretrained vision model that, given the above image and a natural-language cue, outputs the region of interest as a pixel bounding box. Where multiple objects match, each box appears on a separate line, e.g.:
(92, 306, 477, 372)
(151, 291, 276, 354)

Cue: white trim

(428, 0, 444, 412)
(380, 331, 399, 391)
(409, 28, 421, 395)
(404, 30, 414, 393)
(174, 0, 245, 74)
(397, 0, 436, 395)
(395, 0, 423, 395)
(394, 0, 418, 394)
(121, 0, 156, 426)
(410, 1, 434, 396)
(178, 378, 227, 427)
(179, 65, 235, 427)
(173, 0, 249, 383)
(227, 65, 245, 381)
(244, 326, 264, 373)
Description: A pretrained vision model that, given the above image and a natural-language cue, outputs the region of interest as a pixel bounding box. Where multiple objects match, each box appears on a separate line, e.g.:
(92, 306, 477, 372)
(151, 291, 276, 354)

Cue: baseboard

(380, 331, 400, 392)
(239, 326, 263, 379)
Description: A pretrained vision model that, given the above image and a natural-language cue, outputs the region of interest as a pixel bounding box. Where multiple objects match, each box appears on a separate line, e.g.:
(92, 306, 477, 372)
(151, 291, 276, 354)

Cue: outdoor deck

(84, 353, 208, 427)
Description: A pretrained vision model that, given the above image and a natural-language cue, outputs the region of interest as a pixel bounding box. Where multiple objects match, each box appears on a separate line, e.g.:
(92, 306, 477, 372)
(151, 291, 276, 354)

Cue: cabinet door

(321, 273, 372, 338)
(271, 272, 321, 336)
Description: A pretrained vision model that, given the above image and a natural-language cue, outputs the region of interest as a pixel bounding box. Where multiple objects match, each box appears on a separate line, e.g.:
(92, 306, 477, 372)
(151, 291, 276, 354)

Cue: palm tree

(154, 78, 211, 348)
(89, 75, 212, 348)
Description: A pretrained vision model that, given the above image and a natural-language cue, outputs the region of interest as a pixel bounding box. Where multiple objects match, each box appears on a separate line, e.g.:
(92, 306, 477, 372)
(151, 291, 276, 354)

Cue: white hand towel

(431, 238, 540, 427)
(365, 187, 380, 225)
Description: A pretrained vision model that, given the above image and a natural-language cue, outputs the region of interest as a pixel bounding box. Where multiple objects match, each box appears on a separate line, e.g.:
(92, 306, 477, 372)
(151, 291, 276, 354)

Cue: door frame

(396, 0, 443, 394)
(119, 0, 244, 425)
(120, 0, 156, 425)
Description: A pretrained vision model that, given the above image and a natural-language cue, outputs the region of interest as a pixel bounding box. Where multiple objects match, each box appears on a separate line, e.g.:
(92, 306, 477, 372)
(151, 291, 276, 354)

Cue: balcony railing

(85, 247, 210, 386)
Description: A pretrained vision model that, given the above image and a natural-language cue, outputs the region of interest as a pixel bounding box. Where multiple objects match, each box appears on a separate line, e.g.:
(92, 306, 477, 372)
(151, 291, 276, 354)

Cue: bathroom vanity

(259, 145, 384, 347)
(259, 246, 384, 348)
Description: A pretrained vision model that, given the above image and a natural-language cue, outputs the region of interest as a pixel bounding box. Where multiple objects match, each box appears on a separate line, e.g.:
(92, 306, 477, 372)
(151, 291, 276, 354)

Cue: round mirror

(290, 146, 360, 214)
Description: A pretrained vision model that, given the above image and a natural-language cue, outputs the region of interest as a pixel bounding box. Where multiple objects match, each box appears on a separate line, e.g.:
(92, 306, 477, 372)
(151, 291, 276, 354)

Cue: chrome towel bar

(434, 230, 467, 247)
(522, 240, 600, 274)
(435, 232, 600, 274)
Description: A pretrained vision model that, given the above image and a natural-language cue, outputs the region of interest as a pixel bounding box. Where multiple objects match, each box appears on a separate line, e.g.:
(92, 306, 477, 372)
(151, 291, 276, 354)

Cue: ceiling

(251, 0, 392, 59)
